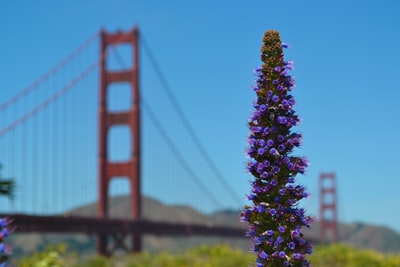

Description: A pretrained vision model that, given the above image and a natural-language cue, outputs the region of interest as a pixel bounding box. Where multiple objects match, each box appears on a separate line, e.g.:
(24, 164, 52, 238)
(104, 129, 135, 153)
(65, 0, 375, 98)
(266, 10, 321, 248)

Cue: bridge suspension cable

(0, 60, 99, 138)
(0, 29, 244, 214)
(0, 31, 100, 214)
(141, 98, 222, 208)
(0, 30, 131, 138)
(140, 33, 244, 208)
(0, 32, 98, 112)
(110, 45, 223, 209)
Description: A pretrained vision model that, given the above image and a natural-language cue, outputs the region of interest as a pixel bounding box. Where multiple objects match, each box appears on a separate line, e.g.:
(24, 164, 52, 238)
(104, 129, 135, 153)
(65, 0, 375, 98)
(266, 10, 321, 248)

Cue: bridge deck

(0, 214, 247, 237)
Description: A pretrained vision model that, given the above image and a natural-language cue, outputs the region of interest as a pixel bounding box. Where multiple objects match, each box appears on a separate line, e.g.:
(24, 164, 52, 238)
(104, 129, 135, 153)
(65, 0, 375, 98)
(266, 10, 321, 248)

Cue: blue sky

(1, 1, 400, 234)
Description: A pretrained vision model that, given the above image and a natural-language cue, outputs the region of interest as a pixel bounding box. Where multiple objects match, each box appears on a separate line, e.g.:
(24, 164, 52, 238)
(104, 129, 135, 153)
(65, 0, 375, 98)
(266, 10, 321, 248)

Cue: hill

(9, 195, 400, 257)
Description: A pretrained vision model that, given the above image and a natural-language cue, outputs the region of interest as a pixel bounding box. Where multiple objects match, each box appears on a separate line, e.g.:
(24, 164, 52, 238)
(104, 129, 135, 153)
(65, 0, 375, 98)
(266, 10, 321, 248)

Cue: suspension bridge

(0, 27, 250, 256)
(0, 27, 333, 256)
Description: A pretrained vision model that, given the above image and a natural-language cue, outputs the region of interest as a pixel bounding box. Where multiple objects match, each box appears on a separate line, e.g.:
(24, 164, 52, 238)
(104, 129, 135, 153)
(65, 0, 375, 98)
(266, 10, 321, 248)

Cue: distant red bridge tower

(319, 172, 338, 243)
(98, 28, 141, 255)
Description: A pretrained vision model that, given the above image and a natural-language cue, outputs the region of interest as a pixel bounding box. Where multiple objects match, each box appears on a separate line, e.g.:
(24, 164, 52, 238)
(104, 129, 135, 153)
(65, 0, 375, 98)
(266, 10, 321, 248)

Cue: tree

(0, 164, 14, 199)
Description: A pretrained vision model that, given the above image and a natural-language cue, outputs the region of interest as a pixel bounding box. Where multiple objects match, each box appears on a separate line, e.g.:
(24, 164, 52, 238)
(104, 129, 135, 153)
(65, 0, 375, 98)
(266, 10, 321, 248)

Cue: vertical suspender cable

(0, 32, 99, 113)
(82, 48, 89, 208)
(0, 33, 99, 215)
(52, 78, 57, 214)
(38, 90, 43, 214)
(42, 86, 46, 214)
(21, 92, 27, 213)
(9, 103, 15, 212)
(71, 54, 76, 210)
(32, 94, 37, 213)
(55, 69, 61, 214)
(61, 67, 66, 212)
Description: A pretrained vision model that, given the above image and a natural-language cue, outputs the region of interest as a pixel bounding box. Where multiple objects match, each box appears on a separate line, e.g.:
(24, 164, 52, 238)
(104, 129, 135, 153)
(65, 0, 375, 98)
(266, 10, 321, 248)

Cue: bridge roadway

(0, 213, 247, 237)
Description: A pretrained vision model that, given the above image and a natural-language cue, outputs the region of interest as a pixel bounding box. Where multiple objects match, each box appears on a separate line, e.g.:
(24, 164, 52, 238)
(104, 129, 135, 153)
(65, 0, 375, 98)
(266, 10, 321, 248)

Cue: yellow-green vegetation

(310, 243, 400, 267)
(13, 243, 400, 267)
(14, 244, 254, 267)
(16, 243, 68, 267)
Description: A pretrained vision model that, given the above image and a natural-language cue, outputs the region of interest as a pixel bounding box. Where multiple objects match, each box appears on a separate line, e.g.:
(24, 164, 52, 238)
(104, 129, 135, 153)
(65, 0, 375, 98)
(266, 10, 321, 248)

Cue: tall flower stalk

(0, 218, 11, 266)
(241, 30, 312, 267)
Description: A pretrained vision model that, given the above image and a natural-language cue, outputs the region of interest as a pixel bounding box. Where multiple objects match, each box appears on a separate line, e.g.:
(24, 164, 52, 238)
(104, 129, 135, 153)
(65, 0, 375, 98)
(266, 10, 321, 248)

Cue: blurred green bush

(13, 243, 400, 267)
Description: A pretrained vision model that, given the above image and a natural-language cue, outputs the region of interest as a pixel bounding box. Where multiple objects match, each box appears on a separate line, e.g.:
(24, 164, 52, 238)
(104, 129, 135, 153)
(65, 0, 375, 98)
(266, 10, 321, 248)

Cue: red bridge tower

(98, 28, 141, 255)
(319, 172, 338, 243)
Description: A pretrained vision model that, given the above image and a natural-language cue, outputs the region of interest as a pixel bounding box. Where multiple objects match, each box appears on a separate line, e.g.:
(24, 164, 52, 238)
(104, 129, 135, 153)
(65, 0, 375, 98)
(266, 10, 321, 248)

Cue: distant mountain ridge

(10, 195, 400, 256)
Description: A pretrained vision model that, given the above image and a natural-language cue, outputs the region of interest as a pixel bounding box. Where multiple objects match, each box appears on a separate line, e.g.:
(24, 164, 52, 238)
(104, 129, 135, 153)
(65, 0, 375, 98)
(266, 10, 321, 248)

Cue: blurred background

(1, 0, 400, 256)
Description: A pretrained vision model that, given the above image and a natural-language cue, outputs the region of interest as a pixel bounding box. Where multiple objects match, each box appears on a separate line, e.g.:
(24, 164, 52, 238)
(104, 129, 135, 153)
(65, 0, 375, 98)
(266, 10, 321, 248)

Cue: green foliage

(73, 255, 111, 267)
(309, 244, 400, 267)
(14, 244, 254, 267)
(16, 243, 68, 267)
(184, 244, 253, 266)
(0, 164, 15, 199)
(13, 243, 400, 267)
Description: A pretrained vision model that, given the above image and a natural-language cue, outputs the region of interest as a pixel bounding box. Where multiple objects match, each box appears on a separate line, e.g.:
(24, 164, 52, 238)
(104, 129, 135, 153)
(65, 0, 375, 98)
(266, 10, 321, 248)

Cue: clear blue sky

(1, 1, 400, 233)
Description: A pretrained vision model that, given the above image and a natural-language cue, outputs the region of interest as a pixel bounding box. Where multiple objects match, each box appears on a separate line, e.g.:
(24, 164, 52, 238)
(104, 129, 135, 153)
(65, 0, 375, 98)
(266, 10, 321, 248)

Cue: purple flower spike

(0, 217, 11, 265)
(242, 30, 312, 266)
